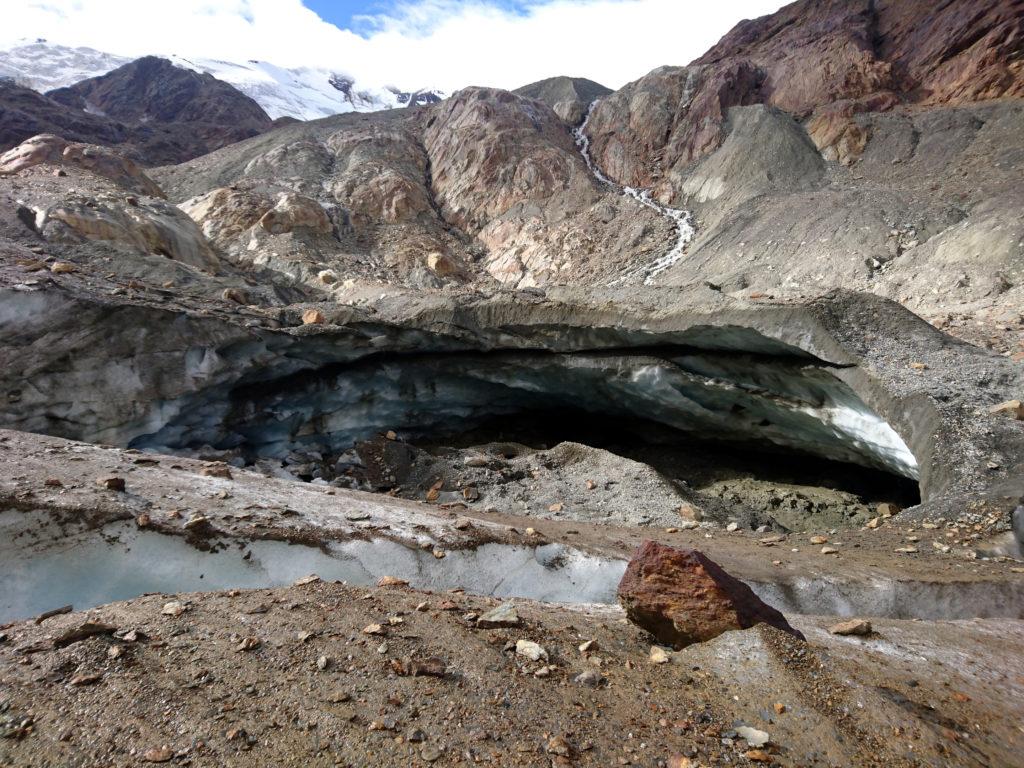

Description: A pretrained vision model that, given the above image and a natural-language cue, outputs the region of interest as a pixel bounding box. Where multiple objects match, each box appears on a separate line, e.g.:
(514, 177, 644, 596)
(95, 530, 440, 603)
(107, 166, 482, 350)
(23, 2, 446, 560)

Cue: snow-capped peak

(0, 40, 446, 121)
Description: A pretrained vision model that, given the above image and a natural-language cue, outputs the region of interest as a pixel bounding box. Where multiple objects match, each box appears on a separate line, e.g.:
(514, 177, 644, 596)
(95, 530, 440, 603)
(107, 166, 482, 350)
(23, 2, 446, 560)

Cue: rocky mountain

(0, 40, 445, 120)
(514, 75, 612, 123)
(0, 56, 275, 165)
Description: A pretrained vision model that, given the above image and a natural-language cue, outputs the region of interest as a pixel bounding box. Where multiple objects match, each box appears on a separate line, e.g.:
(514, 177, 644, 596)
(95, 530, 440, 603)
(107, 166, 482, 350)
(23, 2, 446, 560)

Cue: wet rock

(617, 541, 804, 649)
(829, 618, 872, 636)
(377, 575, 409, 587)
(476, 602, 521, 628)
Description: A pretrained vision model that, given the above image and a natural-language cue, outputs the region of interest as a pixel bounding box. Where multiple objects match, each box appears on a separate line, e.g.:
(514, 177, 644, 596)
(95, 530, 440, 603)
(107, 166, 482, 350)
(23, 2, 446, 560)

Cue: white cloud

(0, 0, 785, 91)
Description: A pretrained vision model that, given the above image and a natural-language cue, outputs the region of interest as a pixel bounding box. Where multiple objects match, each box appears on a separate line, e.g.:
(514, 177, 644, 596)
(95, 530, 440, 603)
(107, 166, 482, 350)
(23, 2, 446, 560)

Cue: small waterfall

(573, 101, 695, 285)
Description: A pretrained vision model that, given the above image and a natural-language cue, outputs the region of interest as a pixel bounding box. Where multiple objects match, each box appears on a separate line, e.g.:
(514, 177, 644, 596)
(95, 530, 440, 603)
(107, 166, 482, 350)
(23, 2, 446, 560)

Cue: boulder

(617, 541, 803, 649)
(258, 193, 332, 235)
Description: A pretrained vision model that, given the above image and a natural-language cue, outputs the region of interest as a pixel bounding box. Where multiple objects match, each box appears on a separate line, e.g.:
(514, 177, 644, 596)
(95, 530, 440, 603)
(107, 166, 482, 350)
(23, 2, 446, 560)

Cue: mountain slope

(514, 76, 612, 123)
(48, 56, 273, 152)
(0, 41, 444, 120)
(1, 57, 274, 164)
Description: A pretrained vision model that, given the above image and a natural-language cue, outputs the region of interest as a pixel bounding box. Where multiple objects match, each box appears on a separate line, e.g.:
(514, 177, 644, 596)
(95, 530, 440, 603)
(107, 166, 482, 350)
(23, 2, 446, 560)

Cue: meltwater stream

(4, 512, 1023, 624)
(573, 101, 695, 285)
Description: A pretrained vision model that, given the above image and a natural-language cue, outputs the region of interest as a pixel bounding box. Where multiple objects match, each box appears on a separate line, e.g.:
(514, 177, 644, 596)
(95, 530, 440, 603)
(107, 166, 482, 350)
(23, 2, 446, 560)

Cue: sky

(1, 0, 787, 91)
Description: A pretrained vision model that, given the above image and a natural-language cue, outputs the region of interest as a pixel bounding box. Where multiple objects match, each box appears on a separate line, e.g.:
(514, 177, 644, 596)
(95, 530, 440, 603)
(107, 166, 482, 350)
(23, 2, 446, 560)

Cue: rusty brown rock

(617, 541, 803, 649)
(301, 309, 326, 325)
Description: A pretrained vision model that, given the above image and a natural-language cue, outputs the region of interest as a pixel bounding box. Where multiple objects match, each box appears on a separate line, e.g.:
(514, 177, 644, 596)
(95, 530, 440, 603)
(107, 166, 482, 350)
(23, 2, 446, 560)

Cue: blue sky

(303, 1, 534, 33)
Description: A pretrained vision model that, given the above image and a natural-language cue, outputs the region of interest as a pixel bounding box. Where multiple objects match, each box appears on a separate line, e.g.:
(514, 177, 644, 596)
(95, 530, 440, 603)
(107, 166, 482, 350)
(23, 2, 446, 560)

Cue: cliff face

(587, 0, 1024, 192)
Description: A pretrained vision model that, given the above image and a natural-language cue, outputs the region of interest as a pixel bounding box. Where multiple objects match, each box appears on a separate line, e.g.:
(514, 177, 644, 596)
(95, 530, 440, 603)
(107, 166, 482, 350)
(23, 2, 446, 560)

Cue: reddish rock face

(617, 541, 804, 649)
(588, 0, 1024, 192)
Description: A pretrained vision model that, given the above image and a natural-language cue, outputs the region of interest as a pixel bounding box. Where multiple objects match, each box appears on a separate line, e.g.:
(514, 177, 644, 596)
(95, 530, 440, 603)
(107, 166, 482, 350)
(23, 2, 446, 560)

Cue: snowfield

(0, 40, 444, 120)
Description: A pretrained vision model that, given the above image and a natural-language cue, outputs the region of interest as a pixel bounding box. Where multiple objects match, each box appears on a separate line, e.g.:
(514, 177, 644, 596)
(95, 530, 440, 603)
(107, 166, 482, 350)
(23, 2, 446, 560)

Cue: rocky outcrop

(583, 61, 764, 195)
(0, 80, 127, 154)
(47, 56, 273, 163)
(257, 193, 332, 236)
(0, 57, 274, 165)
(617, 541, 803, 648)
(37, 194, 218, 270)
(0, 134, 163, 196)
(585, 0, 1024, 196)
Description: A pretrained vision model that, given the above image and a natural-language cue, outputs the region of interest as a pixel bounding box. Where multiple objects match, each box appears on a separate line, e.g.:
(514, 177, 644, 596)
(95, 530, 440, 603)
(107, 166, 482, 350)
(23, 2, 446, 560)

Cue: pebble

(301, 309, 325, 325)
(143, 747, 174, 763)
(736, 726, 769, 748)
(547, 735, 574, 756)
(477, 602, 521, 628)
(235, 637, 260, 652)
(96, 475, 125, 492)
(820, 546, 839, 555)
(726, 522, 739, 532)
(421, 746, 443, 762)
(649, 646, 671, 664)
(809, 535, 828, 545)
(515, 639, 548, 661)
(573, 669, 605, 687)
(161, 601, 187, 617)
(829, 618, 872, 636)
